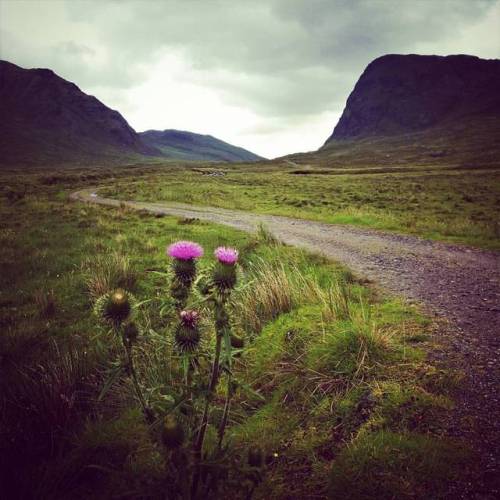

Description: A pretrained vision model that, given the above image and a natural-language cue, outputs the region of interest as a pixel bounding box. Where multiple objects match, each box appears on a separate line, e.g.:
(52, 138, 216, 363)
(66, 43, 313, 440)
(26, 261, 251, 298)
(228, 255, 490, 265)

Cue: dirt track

(72, 187, 500, 498)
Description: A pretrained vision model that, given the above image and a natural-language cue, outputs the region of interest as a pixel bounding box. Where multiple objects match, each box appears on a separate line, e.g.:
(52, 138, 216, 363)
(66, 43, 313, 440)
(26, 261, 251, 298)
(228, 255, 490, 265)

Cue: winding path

(72, 187, 500, 497)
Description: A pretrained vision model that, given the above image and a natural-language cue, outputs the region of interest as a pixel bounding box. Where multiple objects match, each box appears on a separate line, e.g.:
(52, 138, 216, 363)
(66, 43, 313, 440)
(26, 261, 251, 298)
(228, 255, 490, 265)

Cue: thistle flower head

(175, 310, 201, 353)
(167, 241, 203, 261)
(180, 309, 199, 327)
(214, 246, 238, 265)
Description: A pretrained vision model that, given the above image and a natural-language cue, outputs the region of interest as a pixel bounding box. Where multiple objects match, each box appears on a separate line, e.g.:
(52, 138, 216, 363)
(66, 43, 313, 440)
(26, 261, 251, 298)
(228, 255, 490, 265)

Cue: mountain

(0, 60, 160, 165)
(281, 54, 500, 170)
(139, 129, 264, 162)
(324, 54, 500, 144)
(0, 60, 263, 166)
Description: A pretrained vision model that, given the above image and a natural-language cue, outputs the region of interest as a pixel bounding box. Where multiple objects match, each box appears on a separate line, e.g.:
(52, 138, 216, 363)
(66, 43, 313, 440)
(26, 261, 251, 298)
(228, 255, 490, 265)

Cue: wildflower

(180, 309, 199, 326)
(175, 310, 201, 353)
(162, 415, 185, 449)
(167, 241, 203, 260)
(214, 246, 238, 265)
(212, 247, 239, 292)
(168, 241, 203, 286)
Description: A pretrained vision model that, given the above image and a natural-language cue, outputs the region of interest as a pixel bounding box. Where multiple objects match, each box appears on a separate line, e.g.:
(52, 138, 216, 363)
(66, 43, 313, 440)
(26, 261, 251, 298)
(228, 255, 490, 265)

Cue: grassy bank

(97, 162, 500, 250)
(1, 173, 468, 499)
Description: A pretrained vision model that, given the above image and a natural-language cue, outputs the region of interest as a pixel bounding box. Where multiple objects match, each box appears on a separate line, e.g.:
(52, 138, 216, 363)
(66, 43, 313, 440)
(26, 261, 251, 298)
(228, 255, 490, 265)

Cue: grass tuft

(81, 252, 137, 300)
(328, 430, 467, 499)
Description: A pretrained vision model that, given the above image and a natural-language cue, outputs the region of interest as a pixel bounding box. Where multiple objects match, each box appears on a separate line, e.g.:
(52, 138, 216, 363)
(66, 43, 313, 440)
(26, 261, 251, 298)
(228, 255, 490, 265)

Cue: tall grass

(235, 257, 355, 334)
(81, 252, 137, 300)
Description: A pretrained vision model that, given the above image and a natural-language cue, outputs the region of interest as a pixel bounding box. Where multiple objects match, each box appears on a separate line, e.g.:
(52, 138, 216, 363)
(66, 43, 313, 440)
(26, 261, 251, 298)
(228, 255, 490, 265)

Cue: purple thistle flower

(214, 246, 239, 265)
(167, 241, 204, 261)
(180, 309, 199, 327)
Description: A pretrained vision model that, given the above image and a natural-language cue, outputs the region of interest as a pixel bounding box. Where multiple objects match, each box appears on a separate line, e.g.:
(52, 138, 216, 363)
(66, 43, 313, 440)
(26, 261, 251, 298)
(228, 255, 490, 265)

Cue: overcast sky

(1, 0, 499, 158)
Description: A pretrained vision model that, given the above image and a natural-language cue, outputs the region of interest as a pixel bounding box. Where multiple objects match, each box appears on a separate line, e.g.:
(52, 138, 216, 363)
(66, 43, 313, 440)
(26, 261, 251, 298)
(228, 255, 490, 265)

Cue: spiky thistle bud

(172, 259, 197, 286)
(162, 415, 185, 449)
(212, 247, 238, 292)
(94, 289, 134, 326)
(174, 310, 201, 353)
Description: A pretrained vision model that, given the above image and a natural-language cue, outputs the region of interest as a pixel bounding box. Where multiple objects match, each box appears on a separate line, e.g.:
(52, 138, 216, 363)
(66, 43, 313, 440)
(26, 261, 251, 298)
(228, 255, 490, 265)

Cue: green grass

(97, 162, 500, 249)
(0, 172, 469, 499)
(328, 430, 467, 500)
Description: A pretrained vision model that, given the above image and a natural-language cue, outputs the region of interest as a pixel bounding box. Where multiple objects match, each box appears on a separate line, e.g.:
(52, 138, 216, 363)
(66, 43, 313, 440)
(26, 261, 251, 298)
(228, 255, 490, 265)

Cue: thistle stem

(125, 344, 154, 424)
(192, 330, 223, 496)
(217, 373, 232, 450)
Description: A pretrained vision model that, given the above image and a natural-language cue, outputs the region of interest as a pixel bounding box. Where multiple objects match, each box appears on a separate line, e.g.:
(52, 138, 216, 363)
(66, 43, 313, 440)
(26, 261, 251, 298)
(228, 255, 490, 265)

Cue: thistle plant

(94, 241, 264, 498)
(167, 241, 203, 310)
(94, 288, 154, 423)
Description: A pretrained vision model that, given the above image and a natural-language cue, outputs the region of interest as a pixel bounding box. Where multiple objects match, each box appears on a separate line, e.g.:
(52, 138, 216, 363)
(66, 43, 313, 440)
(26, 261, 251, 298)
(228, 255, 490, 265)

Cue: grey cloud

(2, 0, 499, 121)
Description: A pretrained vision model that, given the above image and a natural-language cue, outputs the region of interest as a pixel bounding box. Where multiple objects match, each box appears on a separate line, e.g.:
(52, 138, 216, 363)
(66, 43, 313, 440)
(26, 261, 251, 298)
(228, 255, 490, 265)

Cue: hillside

(139, 129, 264, 162)
(0, 61, 263, 166)
(287, 54, 500, 169)
(324, 54, 500, 143)
(0, 60, 160, 166)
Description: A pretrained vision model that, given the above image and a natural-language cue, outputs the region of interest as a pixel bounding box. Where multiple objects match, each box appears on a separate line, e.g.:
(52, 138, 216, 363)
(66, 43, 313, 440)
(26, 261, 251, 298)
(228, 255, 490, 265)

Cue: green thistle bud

(172, 259, 197, 286)
(248, 446, 264, 468)
(212, 262, 237, 292)
(162, 415, 185, 449)
(94, 288, 133, 326)
(174, 310, 201, 353)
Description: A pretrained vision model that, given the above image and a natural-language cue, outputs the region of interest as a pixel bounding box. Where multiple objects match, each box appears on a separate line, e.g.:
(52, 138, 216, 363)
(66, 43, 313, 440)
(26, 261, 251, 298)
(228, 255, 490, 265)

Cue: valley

(1, 49, 499, 499)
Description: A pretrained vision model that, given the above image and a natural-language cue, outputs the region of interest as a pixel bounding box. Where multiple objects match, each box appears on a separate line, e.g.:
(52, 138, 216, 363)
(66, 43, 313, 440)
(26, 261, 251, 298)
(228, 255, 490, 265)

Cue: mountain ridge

(139, 129, 264, 162)
(0, 60, 263, 166)
(0, 59, 160, 165)
(323, 54, 500, 146)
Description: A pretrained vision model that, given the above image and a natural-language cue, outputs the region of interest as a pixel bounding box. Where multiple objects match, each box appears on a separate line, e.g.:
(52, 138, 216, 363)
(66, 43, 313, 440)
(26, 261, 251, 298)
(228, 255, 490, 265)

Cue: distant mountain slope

(0, 60, 161, 165)
(139, 129, 264, 162)
(323, 54, 500, 145)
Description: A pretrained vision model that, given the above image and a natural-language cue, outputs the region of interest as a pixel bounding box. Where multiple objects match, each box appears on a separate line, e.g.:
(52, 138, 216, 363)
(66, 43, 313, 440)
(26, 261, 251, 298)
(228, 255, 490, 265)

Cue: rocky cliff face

(0, 60, 159, 165)
(323, 54, 500, 145)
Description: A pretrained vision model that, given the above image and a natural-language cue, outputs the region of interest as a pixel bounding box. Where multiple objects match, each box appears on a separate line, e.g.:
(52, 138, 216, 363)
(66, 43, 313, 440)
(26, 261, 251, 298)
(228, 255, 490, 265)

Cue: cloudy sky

(1, 0, 499, 158)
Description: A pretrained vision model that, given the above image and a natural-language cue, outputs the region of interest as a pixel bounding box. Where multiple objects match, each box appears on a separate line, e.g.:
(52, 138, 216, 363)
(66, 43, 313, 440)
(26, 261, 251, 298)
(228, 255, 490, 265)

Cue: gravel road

(72, 188, 500, 498)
